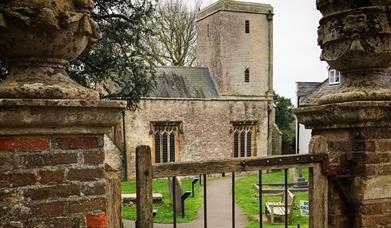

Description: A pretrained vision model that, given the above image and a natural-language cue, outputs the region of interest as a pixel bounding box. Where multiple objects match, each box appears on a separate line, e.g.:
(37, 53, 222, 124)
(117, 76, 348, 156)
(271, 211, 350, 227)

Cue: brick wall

(311, 128, 391, 227)
(0, 135, 107, 227)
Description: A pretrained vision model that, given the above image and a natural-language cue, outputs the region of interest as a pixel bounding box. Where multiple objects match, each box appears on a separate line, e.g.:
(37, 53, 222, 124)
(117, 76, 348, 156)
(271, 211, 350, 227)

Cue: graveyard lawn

(235, 169, 310, 228)
(121, 178, 203, 223)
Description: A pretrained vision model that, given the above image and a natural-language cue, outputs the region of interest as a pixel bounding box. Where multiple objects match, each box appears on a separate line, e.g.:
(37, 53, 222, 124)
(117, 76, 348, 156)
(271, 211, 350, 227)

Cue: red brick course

(25, 183, 80, 200)
(83, 149, 105, 165)
(0, 172, 36, 188)
(0, 137, 49, 152)
(51, 136, 104, 150)
(68, 197, 106, 214)
(20, 153, 78, 168)
(67, 168, 105, 181)
(38, 169, 65, 184)
(361, 213, 391, 226)
(81, 181, 106, 196)
(0, 152, 20, 172)
(33, 197, 106, 217)
(33, 201, 67, 217)
(28, 216, 84, 228)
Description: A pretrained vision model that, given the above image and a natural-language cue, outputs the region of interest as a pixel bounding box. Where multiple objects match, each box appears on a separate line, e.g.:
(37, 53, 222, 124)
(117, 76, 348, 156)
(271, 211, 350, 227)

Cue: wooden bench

(265, 190, 295, 224)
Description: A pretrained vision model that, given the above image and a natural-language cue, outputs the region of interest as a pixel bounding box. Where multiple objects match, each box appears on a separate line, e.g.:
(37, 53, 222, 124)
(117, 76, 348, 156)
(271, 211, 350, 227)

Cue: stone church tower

(122, 0, 280, 179)
(196, 0, 274, 98)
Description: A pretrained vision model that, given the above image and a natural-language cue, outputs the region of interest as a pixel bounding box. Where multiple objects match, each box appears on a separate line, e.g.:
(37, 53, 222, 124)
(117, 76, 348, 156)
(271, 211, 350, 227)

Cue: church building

(123, 0, 278, 179)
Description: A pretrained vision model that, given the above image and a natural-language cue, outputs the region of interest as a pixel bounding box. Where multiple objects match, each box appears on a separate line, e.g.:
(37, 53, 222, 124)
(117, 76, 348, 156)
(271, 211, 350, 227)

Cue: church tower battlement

(196, 0, 273, 98)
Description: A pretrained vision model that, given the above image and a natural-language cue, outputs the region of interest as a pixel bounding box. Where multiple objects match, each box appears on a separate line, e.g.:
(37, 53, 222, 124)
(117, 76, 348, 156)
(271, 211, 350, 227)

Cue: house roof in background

(302, 69, 391, 104)
(148, 67, 220, 98)
(302, 79, 338, 103)
(296, 82, 322, 98)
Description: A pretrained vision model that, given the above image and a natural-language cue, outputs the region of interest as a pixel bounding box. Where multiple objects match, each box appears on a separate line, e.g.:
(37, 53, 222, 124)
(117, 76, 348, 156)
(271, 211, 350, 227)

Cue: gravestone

(168, 177, 184, 216)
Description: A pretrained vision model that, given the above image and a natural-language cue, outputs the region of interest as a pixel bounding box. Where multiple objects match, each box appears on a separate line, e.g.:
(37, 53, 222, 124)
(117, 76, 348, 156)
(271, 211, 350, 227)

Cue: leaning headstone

(168, 177, 184, 216)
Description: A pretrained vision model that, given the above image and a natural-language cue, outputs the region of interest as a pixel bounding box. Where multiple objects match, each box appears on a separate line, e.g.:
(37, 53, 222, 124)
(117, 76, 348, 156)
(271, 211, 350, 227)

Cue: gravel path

(123, 176, 249, 228)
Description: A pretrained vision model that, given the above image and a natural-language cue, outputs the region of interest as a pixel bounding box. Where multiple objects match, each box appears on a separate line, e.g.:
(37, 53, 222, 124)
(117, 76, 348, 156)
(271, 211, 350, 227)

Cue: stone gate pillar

(0, 1, 125, 227)
(296, 1, 391, 227)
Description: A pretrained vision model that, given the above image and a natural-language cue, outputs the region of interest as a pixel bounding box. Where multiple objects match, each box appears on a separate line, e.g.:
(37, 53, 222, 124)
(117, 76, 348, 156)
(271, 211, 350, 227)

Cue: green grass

(121, 178, 203, 224)
(235, 169, 309, 228)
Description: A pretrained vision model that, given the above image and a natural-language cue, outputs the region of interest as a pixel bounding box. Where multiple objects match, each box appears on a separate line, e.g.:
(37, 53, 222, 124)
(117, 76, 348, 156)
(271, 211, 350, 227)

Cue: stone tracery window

(232, 121, 257, 158)
(150, 121, 182, 163)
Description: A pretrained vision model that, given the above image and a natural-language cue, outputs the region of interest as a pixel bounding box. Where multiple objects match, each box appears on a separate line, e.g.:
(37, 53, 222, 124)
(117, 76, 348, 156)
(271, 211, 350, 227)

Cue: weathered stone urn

(304, 0, 391, 105)
(0, 1, 126, 227)
(0, 0, 101, 100)
(296, 0, 391, 127)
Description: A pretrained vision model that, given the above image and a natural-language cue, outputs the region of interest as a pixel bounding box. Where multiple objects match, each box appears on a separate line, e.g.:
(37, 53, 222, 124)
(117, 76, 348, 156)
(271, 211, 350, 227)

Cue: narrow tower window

(245, 20, 250, 33)
(245, 68, 250, 83)
(207, 24, 210, 37)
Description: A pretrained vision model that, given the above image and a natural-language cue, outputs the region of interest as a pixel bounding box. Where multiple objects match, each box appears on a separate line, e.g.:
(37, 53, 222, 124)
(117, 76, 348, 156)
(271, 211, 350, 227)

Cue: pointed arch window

(150, 121, 182, 163)
(232, 121, 257, 158)
(247, 131, 252, 157)
(233, 131, 239, 158)
(170, 133, 176, 162)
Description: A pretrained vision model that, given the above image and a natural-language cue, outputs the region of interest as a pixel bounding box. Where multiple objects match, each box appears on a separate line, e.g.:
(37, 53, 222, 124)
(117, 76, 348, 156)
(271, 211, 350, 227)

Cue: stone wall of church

(124, 98, 271, 179)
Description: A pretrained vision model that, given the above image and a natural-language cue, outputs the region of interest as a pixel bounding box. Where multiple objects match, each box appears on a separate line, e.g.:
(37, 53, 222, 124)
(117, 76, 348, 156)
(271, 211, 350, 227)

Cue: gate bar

(203, 174, 207, 228)
(285, 169, 288, 228)
(172, 177, 177, 228)
(232, 172, 235, 228)
(259, 170, 263, 228)
(153, 154, 328, 178)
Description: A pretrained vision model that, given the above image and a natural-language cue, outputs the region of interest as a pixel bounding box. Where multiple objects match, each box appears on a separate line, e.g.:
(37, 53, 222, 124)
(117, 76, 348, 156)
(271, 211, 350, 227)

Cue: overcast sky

(200, 0, 328, 105)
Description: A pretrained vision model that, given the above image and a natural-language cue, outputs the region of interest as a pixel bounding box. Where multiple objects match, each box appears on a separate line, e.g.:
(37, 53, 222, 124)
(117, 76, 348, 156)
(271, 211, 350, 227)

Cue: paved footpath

(123, 177, 249, 228)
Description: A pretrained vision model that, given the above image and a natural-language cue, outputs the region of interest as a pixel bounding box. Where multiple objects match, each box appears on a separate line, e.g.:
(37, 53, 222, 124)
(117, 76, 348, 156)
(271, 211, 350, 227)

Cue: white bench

(122, 193, 163, 204)
(265, 190, 295, 224)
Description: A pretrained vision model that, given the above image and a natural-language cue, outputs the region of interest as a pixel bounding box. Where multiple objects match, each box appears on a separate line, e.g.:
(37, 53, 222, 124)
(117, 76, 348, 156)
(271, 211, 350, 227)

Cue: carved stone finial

(295, 1, 391, 128)
(0, 0, 102, 100)
(308, 1, 391, 105)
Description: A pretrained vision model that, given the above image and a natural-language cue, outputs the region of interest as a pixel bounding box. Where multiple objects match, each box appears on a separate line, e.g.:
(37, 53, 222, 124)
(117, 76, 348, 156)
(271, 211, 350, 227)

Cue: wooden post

(136, 146, 153, 228)
(309, 164, 328, 228)
(105, 168, 122, 228)
(308, 136, 328, 228)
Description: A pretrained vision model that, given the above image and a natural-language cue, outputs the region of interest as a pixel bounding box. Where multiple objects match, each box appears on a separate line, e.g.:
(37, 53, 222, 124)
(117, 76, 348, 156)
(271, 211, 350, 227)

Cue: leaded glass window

(232, 121, 257, 158)
(151, 122, 182, 163)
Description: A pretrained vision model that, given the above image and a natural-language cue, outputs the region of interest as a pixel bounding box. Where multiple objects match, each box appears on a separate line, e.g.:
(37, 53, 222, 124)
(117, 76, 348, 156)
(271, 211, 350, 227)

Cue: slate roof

(148, 67, 220, 98)
(302, 79, 339, 103)
(296, 82, 322, 98)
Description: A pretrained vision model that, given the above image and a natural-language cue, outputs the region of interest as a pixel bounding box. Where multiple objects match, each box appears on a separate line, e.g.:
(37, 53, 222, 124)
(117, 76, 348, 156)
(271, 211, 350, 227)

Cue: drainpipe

(266, 10, 274, 156)
(267, 10, 274, 98)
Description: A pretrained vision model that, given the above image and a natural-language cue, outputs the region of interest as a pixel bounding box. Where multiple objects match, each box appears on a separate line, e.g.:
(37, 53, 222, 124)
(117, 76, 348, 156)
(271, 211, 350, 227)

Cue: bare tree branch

(143, 0, 199, 67)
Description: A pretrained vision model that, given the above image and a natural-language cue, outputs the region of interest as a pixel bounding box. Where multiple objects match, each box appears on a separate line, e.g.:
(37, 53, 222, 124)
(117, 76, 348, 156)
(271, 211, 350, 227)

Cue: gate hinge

(327, 166, 356, 219)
